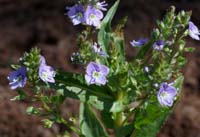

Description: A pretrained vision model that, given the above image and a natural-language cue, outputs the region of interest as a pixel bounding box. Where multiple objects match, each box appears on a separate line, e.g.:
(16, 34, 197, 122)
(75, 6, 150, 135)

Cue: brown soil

(0, 0, 200, 136)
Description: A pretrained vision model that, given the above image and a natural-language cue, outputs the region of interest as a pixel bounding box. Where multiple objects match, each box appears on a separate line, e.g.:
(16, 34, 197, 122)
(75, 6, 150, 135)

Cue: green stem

(114, 112, 123, 128)
(114, 90, 124, 129)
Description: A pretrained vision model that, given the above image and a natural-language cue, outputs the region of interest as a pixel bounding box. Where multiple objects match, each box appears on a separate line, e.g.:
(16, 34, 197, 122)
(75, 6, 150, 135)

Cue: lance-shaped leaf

(100, 0, 120, 31)
(48, 71, 114, 112)
(98, 0, 126, 72)
(98, 0, 120, 54)
(79, 103, 108, 137)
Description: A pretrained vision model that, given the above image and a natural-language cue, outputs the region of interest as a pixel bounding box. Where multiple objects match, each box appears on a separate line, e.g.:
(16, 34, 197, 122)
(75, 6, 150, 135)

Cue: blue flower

(7, 66, 27, 90)
(189, 21, 200, 40)
(96, 1, 108, 11)
(84, 5, 103, 27)
(85, 62, 109, 85)
(153, 40, 165, 51)
(66, 4, 85, 25)
(39, 56, 56, 83)
(157, 82, 177, 107)
(130, 39, 148, 47)
(92, 42, 108, 57)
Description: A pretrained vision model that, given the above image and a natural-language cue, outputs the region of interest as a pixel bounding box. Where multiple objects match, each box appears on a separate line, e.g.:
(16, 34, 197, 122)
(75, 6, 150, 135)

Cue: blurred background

(0, 0, 200, 136)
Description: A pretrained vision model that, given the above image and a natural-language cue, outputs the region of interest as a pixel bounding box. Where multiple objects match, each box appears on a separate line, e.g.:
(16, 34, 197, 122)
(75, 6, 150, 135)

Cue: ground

(0, 0, 200, 136)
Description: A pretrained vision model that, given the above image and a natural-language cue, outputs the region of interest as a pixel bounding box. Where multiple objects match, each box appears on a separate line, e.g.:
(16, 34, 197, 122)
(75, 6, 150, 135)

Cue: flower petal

(95, 75, 107, 85)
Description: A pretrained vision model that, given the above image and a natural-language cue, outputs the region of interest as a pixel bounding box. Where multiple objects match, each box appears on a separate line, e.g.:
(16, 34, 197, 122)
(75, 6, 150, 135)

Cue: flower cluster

(8, 56, 55, 90)
(66, 1, 107, 27)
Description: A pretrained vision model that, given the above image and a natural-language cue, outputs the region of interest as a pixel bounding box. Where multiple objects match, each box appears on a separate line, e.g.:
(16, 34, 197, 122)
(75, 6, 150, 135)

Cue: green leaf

(26, 106, 41, 115)
(98, 0, 120, 54)
(132, 103, 171, 137)
(101, 111, 114, 129)
(49, 71, 114, 112)
(184, 47, 195, 52)
(79, 103, 108, 137)
(10, 64, 20, 70)
(116, 124, 134, 137)
(132, 111, 170, 137)
(42, 119, 54, 128)
(172, 75, 184, 95)
(97, 0, 127, 71)
(100, 0, 120, 31)
(110, 100, 124, 113)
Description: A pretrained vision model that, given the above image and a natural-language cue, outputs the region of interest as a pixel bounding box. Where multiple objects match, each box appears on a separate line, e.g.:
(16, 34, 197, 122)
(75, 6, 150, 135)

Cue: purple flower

(85, 62, 109, 85)
(92, 42, 108, 57)
(96, 1, 108, 11)
(130, 39, 148, 47)
(84, 5, 103, 27)
(7, 66, 27, 90)
(40, 55, 46, 64)
(153, 40, 165, 51)
(188, 21, 200, 40)
(66, 4, 85, 25)
(39, 56, 56, 83)
(157, 82, 177, 107)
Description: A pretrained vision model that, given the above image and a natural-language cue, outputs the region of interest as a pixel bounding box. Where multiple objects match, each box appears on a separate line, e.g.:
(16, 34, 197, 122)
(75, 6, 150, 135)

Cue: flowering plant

(7, 0, 199, 136)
